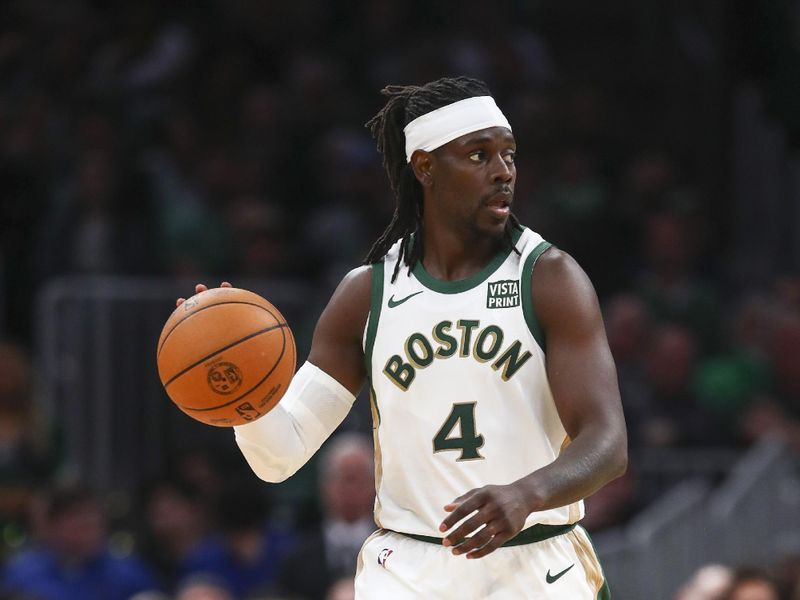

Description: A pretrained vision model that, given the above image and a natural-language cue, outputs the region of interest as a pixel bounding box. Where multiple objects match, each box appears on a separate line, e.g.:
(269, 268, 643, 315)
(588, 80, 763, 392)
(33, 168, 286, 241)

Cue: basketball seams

(180, 319, 289, 413)
(157, 300, 286, 357)
(162, 322, 288, 388)
(157, 290, 296, 426)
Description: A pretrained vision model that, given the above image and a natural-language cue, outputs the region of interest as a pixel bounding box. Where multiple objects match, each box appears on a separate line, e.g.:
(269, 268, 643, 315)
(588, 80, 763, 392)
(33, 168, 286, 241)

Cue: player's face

(430, 126, 516, 240)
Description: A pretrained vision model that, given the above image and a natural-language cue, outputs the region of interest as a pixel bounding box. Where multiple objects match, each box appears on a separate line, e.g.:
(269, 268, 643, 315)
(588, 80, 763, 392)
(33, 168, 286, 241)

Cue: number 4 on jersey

(433, 402, 485, 460)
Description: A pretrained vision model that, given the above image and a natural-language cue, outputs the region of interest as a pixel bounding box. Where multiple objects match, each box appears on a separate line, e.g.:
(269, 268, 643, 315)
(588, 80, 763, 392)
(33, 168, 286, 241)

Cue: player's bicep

(307, 266, 372, 396)
(533, 251, 623, 440)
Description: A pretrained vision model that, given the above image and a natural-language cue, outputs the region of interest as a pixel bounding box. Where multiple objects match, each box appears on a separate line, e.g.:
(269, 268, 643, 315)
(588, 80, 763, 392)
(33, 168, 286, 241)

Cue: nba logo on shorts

(377, 548, 393, 568)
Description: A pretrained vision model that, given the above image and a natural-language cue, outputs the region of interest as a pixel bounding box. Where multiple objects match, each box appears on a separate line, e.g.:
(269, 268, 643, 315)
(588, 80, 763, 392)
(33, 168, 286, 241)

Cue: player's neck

(420, 221, 500, 282)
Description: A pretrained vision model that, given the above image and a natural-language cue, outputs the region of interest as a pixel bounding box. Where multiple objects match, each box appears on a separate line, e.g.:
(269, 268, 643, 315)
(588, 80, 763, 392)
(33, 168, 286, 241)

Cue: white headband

(403, 96, 511, 163)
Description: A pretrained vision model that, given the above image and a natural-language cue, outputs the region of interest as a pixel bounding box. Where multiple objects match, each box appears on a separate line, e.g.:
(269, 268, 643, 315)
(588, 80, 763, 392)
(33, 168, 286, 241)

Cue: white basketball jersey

(363, 227, 584, 538)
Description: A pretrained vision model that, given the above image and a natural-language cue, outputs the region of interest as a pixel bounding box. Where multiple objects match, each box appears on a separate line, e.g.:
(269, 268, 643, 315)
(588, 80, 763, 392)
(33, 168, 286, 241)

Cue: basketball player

(180, 77, 627, 598)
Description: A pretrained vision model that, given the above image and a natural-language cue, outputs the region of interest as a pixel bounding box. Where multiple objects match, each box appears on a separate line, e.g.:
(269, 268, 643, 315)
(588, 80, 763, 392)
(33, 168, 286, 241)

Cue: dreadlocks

(364, 76, 522, 282)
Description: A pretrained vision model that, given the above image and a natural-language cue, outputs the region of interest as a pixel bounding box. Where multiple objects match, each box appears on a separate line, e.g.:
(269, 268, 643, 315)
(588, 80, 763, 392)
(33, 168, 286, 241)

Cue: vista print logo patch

(487, 279, 520, 309)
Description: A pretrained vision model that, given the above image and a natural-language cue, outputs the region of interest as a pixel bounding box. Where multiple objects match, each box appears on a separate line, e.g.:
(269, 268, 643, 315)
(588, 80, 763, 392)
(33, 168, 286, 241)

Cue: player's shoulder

(335, 265, 373, 300)
(314, 265, 374, 349)
(324, 265, 375, 322)
(533, 246, 589, 287)
(532, 247, 601, 329)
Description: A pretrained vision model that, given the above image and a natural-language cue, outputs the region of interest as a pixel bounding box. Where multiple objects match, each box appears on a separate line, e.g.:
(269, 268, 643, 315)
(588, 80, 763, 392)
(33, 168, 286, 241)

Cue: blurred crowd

(675, 564, 800, 600)
(0, 431, 375, 600)
(1, 0, 800, 598)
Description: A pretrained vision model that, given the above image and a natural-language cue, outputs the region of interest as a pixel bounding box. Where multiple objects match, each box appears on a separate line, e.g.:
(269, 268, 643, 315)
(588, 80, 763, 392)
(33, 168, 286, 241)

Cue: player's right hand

(440, 483, 530, 559)
(176, 281, 232, 307)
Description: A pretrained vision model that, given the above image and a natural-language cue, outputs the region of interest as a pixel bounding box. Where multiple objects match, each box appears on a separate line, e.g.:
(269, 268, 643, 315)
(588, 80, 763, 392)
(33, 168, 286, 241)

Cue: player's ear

(409, 150, 434, 188)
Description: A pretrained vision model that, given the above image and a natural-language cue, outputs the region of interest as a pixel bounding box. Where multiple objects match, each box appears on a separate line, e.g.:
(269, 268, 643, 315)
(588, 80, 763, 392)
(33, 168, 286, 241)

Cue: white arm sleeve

(233, 361, 356, 483)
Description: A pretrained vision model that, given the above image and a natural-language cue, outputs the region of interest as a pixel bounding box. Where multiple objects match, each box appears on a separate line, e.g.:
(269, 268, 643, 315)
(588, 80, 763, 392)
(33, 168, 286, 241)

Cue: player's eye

(503, 151, 516, 165)
(468, 150, 485, 162)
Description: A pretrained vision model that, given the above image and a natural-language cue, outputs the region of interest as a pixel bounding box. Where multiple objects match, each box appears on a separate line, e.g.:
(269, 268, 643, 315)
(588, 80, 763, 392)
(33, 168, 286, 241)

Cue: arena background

(1, 1, 799, 599)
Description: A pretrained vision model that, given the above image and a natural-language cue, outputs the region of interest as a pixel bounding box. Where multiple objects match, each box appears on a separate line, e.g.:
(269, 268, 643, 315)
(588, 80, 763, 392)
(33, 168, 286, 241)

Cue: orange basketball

(156, 287, 296, 427)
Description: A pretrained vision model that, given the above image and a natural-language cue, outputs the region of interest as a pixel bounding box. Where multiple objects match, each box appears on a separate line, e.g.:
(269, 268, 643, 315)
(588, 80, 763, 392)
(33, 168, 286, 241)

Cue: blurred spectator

(738, 313, 800, 453)
(603, 293, 652, 448)
(0, 91, 49, 340)
(774, 276, 800, 316)
(1, 482, 158, 600)
(675, 564, 733, 600)
(0, 342, 58, 558)
(130, 593, 171, 600)
(237, 84, 287, 170)
(636, 210, 721, 353)
(325, 577, 355, 600)
(169, 446, 227, 512)
(138, 477, 210, 592)
(619, 152, 679, 223)
(87, 3, 194, 122)
(277, 433, 375, 600)
(532, 146, 618, 294)
(179, 476, 293, 599)
(690, 295, 774, 442)
(0, 593, 48, 600)
(581, 469, 640, 533)
(693, 354, 770, 442)
(727, 293, 779, 361)
(773, 539, 800, 600)
(768, 314, 800, 413)
(174, 574, 234, 600)
(35, 149, 158, 280)
(142, 115, 234, 277)
(226, 195, 291, 278)
(720, 567, 781, 600)
(301, 127, 386, 283)
(605, 294, 652, 370)
(638, 324, 729, 447)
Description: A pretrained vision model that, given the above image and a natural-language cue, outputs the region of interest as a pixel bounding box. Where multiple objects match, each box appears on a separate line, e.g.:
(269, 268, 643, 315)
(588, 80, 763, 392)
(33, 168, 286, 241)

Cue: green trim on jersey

(365, 261, 384, 371)
(520, 240, 552, 353)
(365, 262, 385, 424)
(398, 522, 575, 548)
(579, 524, 612, 600)
(411, 226, 524, 294)
(368, 382, 381, 425)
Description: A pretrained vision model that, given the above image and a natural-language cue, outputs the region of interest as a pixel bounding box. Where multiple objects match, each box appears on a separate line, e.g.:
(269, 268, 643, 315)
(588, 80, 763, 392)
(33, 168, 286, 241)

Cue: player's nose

(490, 154, 514, 184)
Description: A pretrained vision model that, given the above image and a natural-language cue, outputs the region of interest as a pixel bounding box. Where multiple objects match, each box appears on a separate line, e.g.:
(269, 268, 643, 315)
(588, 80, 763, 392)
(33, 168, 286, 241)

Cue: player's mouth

(484, 188, 512, 218)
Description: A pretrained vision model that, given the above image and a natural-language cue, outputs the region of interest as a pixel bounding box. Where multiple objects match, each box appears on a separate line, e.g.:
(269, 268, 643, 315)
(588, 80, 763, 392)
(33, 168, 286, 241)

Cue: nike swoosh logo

(546, 564, 574, 584)
(387, 291, 423, 308)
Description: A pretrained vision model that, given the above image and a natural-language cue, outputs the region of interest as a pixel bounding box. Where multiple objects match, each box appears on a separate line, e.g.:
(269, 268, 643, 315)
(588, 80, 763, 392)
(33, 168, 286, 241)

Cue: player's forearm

(235, 403, 314, 482)
(514, 422, 627, 514)
(233, 361, 355, 482)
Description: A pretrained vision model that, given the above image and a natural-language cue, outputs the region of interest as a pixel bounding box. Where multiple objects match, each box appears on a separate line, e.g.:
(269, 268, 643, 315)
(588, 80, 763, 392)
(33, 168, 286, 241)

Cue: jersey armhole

(364, 261, 384, 425)
(520, 241, 552, 353)
(363, 261, 384, 370)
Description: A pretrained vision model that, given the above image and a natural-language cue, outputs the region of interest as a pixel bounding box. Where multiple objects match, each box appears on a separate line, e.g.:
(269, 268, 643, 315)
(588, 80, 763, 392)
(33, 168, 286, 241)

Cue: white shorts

(354, 525, 610, 599)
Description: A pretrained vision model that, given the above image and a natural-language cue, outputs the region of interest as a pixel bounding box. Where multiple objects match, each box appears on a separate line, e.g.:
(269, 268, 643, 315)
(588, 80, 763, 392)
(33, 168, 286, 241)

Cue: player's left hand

(439, 483, 530, 559)
(176, 282, 232, 307)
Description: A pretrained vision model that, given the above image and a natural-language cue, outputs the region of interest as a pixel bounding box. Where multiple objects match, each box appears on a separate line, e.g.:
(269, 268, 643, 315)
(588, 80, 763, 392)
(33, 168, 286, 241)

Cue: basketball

(156, 287, 296, 427)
